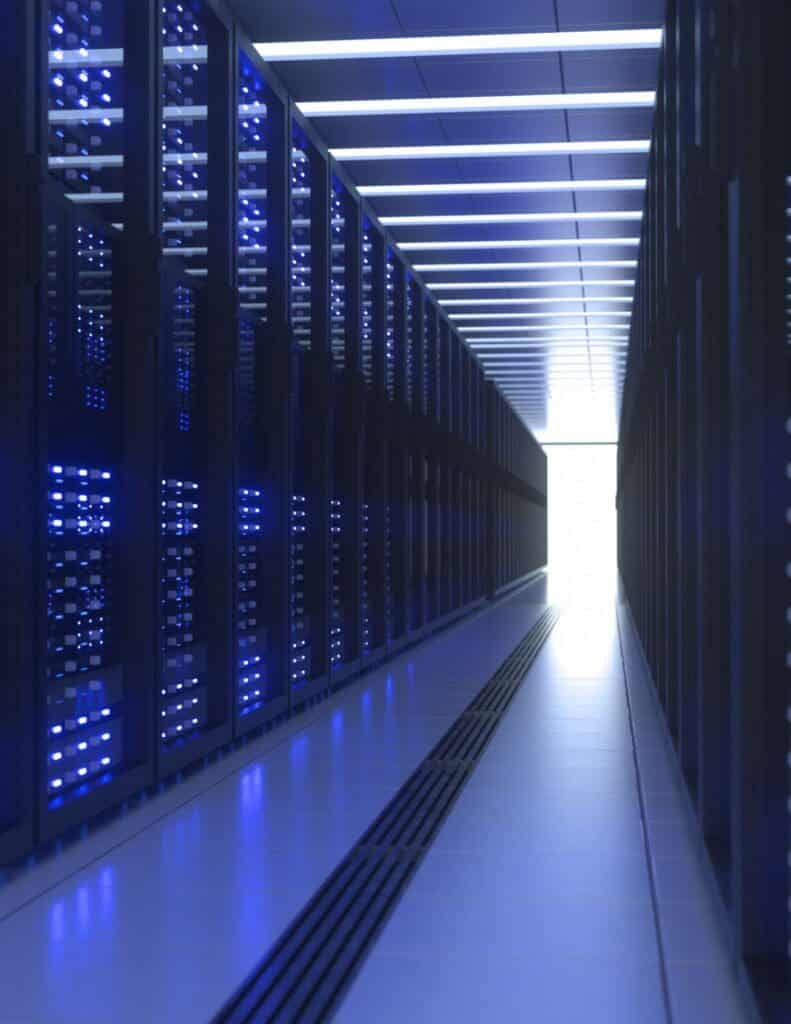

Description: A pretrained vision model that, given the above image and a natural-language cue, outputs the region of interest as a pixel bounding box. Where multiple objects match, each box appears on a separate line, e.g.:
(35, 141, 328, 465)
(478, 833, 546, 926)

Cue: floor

(338, 596, 756, 1023)
(0, 578, 756, 1024)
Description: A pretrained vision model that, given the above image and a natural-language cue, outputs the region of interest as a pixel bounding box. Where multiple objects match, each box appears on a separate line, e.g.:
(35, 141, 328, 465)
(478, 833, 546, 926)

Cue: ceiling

(227, 0, 663, 443)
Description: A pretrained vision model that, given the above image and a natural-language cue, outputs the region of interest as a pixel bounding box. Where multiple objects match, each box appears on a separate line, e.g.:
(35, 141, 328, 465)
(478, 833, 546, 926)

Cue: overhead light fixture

(360, 180, 645, 197)
(404, 238, 640, 251)
(426, 266, 635, 286)
(431, 279, 636, 290)
(439, 297, 632, 306)
(330, 140, 650, 161)
(417, 264, 637, 277)
(454, 309, 632, 318)
(383, 212, 643, 226)
(438, 288, 635, 303)
(462, 321, 631, 332)
(469, 337, 627, 345)
(469, 343, 629, 350)
(298, 93, 655, 118)
(255, 29, 662, 62)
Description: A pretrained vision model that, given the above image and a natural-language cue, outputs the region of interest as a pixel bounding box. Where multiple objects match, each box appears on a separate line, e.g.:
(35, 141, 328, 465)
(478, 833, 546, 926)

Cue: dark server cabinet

(407, 276, 426, 634)
(361, 219, 388, 665)
(424, 302, 441, 623)
(289, 122, 331, 702)
(157, 0, 235, 775)
(388, 258, 409, 650)
(617, 2, 791, 1017)
(1, 0, 548, 866)
(36, 0, 157, 840)
(0, 0, 39, 861)
(328, 176, 362, 681)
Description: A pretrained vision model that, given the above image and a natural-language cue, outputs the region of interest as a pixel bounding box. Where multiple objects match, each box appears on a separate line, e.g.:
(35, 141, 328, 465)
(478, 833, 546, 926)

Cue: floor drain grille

(213, 606, 559, 1024)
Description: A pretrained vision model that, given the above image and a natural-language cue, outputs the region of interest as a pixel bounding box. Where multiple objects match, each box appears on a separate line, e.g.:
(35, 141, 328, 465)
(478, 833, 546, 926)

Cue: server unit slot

(290, 493, 311, 686)
(159, 281, 207, 751)
(361, 220, 374, 384)
(330, 497, 344, 668)
(45, 210, 123, 811)
(238, 486, 265, 713)
(237, 318, 268, 716)
(385, 248, 396, 399)
(330, 178, 347, 368)
(47, 0, 124, 210)
(291, 125, 311, 349)
(161, 0, 209, 274)
(47, 462, 120, 802)
(237, 50, 268, 319)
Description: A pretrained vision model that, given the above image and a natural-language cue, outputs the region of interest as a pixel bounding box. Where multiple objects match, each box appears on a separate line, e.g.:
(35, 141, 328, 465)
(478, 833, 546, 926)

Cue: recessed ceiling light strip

(403, 239, 640, 251)
(361, 180, 646, 197)
(330, 140, 650, 160)
(438, 290, 635, 301)
(255, 29, 662, 63)
(298, 93, 655, 118)
(383, 212, 643, 226)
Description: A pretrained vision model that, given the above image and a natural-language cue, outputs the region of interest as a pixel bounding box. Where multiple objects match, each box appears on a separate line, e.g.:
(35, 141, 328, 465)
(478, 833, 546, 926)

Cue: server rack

(617, 2, 791, 1018)
(0, 0, 547, 865)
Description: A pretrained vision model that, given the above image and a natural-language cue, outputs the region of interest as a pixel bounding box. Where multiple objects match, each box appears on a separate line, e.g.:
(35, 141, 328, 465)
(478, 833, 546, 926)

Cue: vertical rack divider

(0, 0, 40, 861)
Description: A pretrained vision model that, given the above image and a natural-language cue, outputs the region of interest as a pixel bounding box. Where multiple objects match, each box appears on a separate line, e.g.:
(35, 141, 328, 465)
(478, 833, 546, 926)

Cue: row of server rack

(0, 1, 548, 865)
(617, 1, 791, 1018)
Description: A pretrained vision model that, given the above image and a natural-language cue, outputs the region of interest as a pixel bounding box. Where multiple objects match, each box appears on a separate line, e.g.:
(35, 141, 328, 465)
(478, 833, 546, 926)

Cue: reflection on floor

(338, 596, 757, 1024)
(0, 577, 756, 1024)
(0, 581, 545, 1024)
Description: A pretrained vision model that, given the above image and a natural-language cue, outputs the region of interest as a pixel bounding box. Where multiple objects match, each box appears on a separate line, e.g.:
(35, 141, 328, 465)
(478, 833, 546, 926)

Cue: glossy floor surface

(338, 595, 757, 1024)
(0, 579, 757, 1023)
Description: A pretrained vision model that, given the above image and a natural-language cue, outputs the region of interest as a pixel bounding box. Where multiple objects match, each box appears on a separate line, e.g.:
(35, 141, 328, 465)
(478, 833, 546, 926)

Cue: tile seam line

(0, 581, 543, 927)
(616, 604, 675, 1024)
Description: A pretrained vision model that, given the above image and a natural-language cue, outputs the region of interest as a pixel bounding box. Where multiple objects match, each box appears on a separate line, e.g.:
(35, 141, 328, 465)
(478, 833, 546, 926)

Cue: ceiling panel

(416, 53, 562, 96)
(561, 50, 659, 91)
(556, 0, 665, 30)
(392, 0, 557, 34)
(275, 59, 427, 102)
(229, 0, 401, 40)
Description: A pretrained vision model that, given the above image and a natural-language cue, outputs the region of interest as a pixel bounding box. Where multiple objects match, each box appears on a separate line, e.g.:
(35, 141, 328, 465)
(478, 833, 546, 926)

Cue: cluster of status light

(48, 0, 123, 203)
(406, 277, 415, 408)
(330, 498, 344, 667)
(330, 179, 347, 367)
(161, 0, 209, 271)
(47, 222, 60, 401)
(76, 224, 114, 412)
(385, 248, 397, 397)
(238, 49, 268, 317)
(172, 284, 197, 432)
(160, 477, 206, 744)
(238, 487, 266, 713)
(424, 297, 437, 415)
(47, 462, 118, 797)
(361, 501, 371, 651)
(290, 494, 311, 685)
(361, 221, 374, 384)
(384, 501, 394, 646)
(290, 130, 312, 348)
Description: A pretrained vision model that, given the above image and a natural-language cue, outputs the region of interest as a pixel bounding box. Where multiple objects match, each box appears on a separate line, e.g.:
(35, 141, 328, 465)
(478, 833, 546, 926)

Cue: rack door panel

(41, 194, 152, 839)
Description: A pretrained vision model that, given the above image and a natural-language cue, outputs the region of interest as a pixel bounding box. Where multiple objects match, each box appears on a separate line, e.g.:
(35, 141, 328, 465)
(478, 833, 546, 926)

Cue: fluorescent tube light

(255, 29, 662, 62)
(298, 93, 655, 118)
(456, 303, 631, 315)
(383, 212, 643, 226)
(361, 180, 645, 197)
(330, 140, 650, 161)
(403, 239, 640, 251)
(438, 288, 635, 303)
(431, 279, 636, 290)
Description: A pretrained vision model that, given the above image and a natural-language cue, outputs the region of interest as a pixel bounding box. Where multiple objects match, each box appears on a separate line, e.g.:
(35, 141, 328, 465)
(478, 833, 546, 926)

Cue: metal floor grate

(213, 606, 559, 1024)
